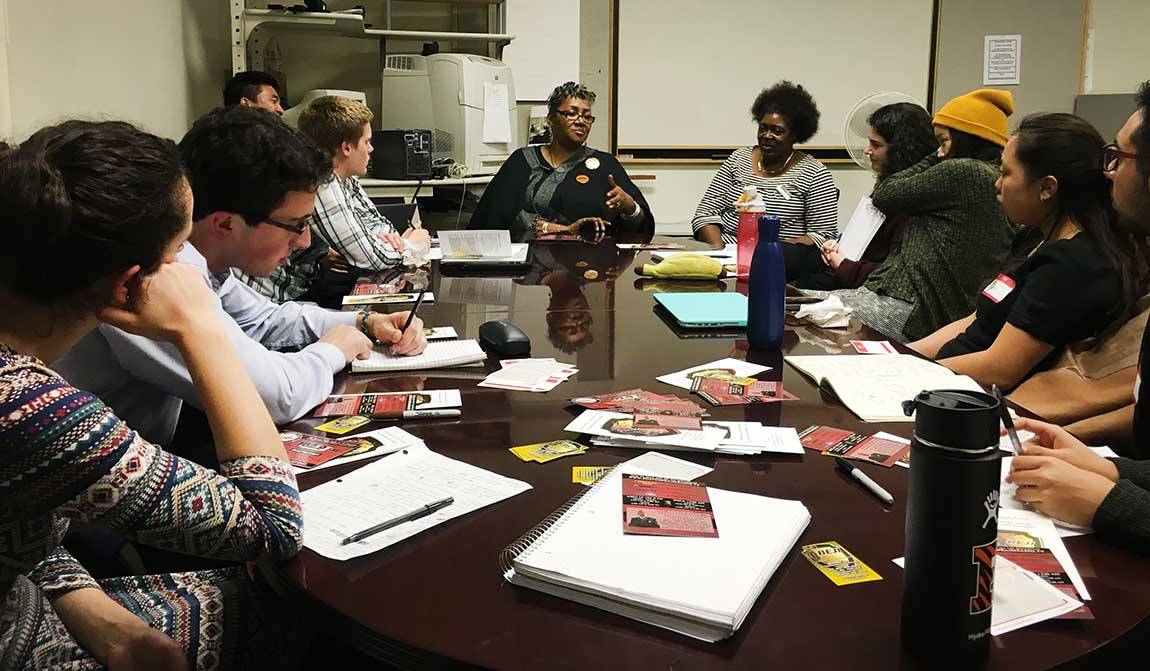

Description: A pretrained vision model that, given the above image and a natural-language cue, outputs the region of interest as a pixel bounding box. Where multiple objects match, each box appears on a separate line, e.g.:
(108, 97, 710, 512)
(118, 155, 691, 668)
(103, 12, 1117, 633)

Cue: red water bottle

(735, 187, 766, 278)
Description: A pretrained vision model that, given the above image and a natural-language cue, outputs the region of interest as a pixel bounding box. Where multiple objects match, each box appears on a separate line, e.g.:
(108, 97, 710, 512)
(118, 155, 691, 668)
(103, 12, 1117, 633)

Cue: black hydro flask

(900, 389, 1002, 662)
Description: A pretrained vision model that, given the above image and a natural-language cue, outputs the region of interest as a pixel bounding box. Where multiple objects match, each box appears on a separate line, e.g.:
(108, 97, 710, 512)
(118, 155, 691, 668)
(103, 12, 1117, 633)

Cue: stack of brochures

(565, 409, 804, 456)
(501, 466, 810, 641)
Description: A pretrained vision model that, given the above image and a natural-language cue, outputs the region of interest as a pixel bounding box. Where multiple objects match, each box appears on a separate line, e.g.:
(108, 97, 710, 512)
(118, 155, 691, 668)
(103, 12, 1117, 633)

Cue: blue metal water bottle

(747, 215, 785, 349)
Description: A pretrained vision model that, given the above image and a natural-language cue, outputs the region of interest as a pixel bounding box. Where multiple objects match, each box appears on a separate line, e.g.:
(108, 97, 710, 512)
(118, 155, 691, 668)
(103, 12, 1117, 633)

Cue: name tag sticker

(981, 274, 1016, 303)
(776, 185, 791, 200)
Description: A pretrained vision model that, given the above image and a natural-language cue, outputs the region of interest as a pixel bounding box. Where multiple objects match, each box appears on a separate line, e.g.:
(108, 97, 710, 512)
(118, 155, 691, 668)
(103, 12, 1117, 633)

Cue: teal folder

(652, 292, 748, 328)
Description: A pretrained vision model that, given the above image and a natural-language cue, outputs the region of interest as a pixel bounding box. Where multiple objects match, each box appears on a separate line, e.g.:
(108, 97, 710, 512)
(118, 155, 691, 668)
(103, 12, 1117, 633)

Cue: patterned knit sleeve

(802, 163, 839, 247)
(692, 154, 738, 237)
(0, 364, 304, 562)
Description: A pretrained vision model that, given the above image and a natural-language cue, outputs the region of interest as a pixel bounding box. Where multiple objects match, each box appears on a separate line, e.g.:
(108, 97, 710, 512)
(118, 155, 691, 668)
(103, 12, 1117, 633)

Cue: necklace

(758, 150, 795, 176)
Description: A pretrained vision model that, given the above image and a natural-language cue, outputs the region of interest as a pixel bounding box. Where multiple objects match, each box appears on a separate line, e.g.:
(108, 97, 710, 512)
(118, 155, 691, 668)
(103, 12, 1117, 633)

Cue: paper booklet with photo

(784, 354, 982, 422)
(342, 291, 434, 306)
(622, 474, 718, 538)
(997, 508, 1092, 619)
(656, 357, 771, 391)
(500, 465, 810, 642)
(313, 389, 463, 417)
(280, 431, 362, 470)
(564, 409, 725, 451)
(691, 378, 797, 406)
(290, 426, 425, 475)
(798, 425, 910, 468)
(351, 339, 488, 373)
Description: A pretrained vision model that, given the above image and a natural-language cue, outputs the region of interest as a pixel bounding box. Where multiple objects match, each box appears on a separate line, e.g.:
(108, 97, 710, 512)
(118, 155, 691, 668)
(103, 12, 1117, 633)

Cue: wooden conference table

(269, 236, 1150, 670)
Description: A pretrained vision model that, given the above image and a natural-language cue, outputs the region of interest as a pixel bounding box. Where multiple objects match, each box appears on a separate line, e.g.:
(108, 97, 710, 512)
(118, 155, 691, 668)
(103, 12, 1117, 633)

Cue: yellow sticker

(314, 415, 371, 435)
(801, 541, 883, 586)
(572, 466, 612, 485)
(575, 174, 590, 184)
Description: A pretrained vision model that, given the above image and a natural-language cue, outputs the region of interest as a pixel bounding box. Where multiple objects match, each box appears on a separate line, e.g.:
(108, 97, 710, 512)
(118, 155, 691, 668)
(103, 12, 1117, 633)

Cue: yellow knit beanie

(933, 89, 1015, 147)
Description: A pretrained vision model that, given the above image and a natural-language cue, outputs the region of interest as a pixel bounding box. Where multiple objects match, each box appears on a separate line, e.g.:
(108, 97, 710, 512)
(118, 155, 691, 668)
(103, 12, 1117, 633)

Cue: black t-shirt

(937, 234, 1122, 373)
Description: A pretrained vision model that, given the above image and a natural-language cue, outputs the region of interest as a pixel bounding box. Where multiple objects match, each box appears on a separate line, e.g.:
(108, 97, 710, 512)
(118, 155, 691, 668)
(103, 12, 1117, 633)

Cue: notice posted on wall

(983, 34, 1021, 86)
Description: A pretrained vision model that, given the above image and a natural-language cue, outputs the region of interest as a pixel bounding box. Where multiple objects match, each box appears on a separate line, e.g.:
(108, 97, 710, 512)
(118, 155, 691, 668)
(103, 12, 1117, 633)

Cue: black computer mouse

(478, 320, 531, 358)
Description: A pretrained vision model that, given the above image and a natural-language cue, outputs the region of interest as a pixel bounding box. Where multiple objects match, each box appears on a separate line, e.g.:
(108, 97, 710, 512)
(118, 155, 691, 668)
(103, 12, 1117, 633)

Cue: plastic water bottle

(900, 389, 1003, 663)
(746, 215, 785, 349)
(735, 186, 766, 278)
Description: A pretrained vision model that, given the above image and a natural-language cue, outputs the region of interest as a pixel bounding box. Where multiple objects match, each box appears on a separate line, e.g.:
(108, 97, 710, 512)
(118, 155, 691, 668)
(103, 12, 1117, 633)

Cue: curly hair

(178, 106, 331, 224)
(547, 82, 596, 116)
(949, 129, 1004, 164)
(750, 81, 820, 143)
(0, 120, 187, 304)
(299, 95, 374, 157)
(868, 103, 937, 180)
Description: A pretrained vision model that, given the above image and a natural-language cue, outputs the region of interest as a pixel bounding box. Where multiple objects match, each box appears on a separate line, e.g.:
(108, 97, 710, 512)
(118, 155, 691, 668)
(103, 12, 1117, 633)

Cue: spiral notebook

(500, 466, 810, 642)
(350, 339, 488, 373)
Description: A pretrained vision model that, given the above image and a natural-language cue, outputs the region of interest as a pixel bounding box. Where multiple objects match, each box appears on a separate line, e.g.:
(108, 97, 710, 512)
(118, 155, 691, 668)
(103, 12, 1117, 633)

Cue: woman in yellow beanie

(803, 88, 1017, 342)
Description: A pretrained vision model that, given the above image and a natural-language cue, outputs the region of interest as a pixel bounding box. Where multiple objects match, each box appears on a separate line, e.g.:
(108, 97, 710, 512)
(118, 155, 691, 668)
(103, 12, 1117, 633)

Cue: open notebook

(501, 467, 810, 642)
(351, 339, 488, 373)
(785, 353, 983, 422)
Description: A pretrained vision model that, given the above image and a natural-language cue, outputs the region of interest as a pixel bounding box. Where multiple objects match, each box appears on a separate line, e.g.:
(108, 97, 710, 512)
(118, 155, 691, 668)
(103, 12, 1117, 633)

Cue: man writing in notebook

(1006, 81, 1150, 555)
(55, 106, 427, 448)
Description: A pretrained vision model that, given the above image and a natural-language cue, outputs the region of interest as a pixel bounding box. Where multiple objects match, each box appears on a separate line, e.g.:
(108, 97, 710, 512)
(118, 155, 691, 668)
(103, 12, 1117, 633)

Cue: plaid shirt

(233, 234, 329, 303)
(310, 174, 404, 271)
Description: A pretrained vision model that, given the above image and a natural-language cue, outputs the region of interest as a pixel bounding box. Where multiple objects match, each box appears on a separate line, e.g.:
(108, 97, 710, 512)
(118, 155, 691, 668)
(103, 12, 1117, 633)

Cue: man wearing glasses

(55, 106, 427, 450)
(1005, 81, 1150, 555)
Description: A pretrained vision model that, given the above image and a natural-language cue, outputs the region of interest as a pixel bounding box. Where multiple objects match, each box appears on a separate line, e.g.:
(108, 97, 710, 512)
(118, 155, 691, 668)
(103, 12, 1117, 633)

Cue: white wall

(1086, 0, 1150, 94)
(3, 0, 227, 141)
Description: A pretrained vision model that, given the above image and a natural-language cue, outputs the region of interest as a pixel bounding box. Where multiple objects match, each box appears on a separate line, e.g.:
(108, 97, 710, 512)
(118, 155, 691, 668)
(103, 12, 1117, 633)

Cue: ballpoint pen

(340, 496, 455, 545)
(993, 384, 1022, 455)
(399, 288, 428, 334)
(834, 457, 894, 505)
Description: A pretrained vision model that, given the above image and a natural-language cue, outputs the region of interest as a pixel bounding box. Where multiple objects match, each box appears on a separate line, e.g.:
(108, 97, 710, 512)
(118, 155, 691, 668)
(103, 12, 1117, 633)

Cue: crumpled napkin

(794, 294, 852, 329)
(402, 239, 431, 267)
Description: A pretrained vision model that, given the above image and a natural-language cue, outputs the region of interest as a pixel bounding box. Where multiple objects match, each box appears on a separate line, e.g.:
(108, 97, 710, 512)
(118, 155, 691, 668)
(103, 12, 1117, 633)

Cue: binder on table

(500, 467, 810, 642)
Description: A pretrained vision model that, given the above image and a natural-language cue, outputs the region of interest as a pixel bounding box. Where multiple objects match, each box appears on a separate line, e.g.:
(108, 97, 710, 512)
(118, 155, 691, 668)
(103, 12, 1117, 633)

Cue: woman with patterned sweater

(0, 121, 304, 669)
(809, 89, 1018, 342)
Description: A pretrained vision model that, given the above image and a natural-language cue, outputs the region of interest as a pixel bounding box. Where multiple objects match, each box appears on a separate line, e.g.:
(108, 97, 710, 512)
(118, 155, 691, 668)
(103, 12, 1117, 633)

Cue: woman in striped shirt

(692, 81, 838, 247)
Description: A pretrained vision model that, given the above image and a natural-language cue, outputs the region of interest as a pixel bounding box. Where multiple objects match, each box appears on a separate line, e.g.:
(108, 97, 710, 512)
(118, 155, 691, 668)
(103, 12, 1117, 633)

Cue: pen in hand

(993, 384, 1022, 455)
(399, 288, 427, 335)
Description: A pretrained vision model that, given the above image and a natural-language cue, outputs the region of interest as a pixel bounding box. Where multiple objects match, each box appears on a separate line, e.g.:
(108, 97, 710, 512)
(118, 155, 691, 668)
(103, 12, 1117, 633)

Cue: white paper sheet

(350, 339, 488, 373)
(565, 409, 725, 451)
(701, 422, 804, 455)
(836, 196, 887, 261)
(482, 82, 512, 143)
(619, 452, 714, 481)
(439, 230, 513, 259)
(656, 357, 771, 391)
(303, 445, 532, 560)
(998, 507, 1091, 600)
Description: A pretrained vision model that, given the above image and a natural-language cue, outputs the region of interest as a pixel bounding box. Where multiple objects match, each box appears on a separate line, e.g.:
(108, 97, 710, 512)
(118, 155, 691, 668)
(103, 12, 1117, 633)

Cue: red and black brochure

(621, 474, 718, 538)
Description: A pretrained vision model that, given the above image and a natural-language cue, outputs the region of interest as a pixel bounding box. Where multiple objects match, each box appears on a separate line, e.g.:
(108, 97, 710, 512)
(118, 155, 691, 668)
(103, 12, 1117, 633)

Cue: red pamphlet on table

(691, 378, 797, 406)
(621, 474, 718, 538)
(279, 431, 360, 469)
(797, 425, 909, 468)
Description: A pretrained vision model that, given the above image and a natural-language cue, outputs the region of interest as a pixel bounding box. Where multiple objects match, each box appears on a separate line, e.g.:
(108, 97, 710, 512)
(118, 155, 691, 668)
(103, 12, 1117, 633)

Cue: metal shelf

(231, 4, 513, 73)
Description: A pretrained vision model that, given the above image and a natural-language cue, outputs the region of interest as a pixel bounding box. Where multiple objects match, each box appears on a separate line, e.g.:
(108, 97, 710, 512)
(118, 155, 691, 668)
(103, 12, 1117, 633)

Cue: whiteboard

(616, 0, 934, 148)
(502, 0, 580, 101)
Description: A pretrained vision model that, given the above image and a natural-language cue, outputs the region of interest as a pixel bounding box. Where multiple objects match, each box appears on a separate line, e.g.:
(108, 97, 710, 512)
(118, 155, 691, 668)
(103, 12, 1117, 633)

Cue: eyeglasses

(1103, 143, 1140, 173)
(258, 216, 309, 236)
(556, 109, 596, 124)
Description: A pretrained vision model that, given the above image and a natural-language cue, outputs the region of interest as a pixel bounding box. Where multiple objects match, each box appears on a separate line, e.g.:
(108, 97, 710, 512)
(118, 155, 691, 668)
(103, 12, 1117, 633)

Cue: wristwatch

(358, 310, 380, 346)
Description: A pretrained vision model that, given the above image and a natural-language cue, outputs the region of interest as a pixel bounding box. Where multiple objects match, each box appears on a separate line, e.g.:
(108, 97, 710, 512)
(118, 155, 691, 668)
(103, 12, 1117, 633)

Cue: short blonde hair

(298, 96, 374, 157)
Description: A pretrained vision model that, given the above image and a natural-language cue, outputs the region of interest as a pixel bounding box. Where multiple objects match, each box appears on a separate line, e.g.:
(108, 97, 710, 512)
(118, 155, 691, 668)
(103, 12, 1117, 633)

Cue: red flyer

(280, 431, 360, 469)
(693, 378, 797, 406)
(997, 530, 1093, 620)
(314, 394, 410, 417)
(621, 474, 718, 538)
(797, 425, 909, 468)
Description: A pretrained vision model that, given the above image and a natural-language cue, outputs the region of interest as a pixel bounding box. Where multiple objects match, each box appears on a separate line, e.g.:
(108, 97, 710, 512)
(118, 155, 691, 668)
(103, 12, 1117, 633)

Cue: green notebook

(653, 292, 748, 329)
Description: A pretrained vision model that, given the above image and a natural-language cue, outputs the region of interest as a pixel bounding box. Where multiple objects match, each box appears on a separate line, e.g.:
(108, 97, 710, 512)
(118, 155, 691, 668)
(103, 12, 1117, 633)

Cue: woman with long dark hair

(909, 113, 1145, 389)
(0, 121, 304, 668)
(790, 102, 937, 289)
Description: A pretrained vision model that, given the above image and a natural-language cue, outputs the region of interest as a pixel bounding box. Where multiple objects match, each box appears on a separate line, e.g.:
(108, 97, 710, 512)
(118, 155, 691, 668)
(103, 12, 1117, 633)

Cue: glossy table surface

(272, 236, 1150, 670)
